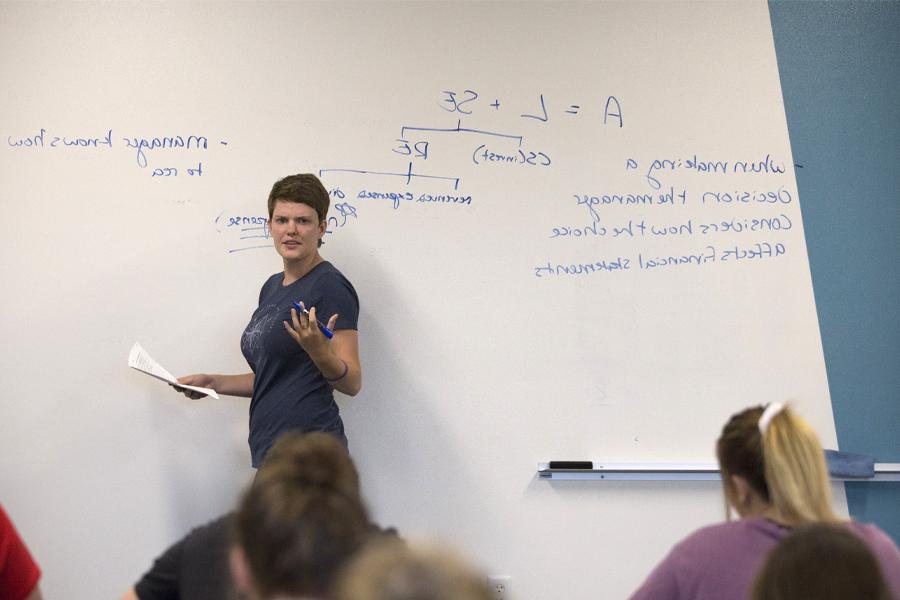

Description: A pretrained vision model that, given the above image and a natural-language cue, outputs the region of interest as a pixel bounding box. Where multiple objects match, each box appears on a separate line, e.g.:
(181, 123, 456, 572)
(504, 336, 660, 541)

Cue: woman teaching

(175, 173, 361, 467)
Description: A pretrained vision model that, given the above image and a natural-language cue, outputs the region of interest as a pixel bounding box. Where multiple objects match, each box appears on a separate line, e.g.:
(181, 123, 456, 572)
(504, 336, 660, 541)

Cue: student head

(333, 539, 493, 600)
(752, 523, 891, 600)
(230, 431, 370, 600)
(715, 403, 836, 526)
(268, 173, 331, 242)
(261, 430, 361, 499)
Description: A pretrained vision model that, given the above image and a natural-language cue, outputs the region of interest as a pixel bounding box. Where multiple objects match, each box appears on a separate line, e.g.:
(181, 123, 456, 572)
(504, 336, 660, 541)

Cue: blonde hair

(762, 407, 838, 525)
(717, 405, 838, 526)
(333, 539, 492, 600)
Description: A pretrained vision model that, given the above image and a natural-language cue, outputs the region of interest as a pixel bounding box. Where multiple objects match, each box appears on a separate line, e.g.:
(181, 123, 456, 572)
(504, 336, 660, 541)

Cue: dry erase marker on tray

(549, 461, 594, 469)
(292, 302, 334, 339)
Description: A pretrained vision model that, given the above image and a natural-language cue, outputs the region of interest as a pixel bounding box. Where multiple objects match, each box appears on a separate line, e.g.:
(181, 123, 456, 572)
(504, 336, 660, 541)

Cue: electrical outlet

(487, 575, 511, 600)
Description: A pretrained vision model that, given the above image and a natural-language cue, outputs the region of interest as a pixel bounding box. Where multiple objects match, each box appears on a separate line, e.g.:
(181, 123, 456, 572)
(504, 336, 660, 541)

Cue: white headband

(758, 402, 785, 434)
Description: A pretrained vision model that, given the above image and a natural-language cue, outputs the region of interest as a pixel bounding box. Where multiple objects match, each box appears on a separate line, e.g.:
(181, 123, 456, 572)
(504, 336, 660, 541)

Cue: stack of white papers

(128, 342, 219, 399)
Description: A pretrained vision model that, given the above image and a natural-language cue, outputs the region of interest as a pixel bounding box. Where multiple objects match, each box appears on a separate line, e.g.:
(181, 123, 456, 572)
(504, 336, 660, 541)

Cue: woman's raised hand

(284, 304, 338, 356)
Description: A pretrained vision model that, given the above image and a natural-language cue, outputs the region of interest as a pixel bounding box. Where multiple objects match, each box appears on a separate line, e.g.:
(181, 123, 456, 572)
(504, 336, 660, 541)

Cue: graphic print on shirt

(241, 304, 279, 354)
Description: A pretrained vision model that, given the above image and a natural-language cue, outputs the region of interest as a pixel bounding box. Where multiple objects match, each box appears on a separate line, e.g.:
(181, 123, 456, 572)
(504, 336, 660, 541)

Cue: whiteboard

(0, 2, 841, 599)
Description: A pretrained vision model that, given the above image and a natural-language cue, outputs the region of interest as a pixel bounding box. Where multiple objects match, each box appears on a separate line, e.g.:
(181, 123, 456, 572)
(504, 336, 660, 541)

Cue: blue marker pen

(292, 302, 334, 339)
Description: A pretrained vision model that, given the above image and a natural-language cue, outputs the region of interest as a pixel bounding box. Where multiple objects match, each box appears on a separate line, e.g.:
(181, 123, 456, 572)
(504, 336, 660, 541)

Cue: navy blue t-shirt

(241, 261, 359, 467)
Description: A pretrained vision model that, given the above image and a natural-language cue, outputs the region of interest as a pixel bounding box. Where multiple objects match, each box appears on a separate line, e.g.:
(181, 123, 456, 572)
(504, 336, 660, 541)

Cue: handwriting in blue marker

(471, 144, 551, 167)
(534, 257, 631, 278)
(550, 221, 609, 239)
(352, 189, 472, 211)
(521, 94, 549, 122)
(700, 187, 792, 205)
(393, 138, 430, 160)
(401, 119, 523, 148)
(214, 211, 271, 253)
(7, 128, 113, 149)
(637, 155, 786, 190)
(436, 89, 624, 127)
(604, 96, 623, 127)
(637, 247, 717, 270)
(534, 241, 789, 278)
(440, 90, 478, 114)
(122, 134, 209, 168)
(416, 193, 472, 205)
(718, 241, 786, 261)
(150, 162, 203, 178)
(574, 188, 686, 222)
(225, 215, 269, 228)
(357, 189, 413, 210)
(697, 214, 793, 235)
(6, 128, 225, 177)
(328, 203, 358, 230)
(320, 162, 460, 191)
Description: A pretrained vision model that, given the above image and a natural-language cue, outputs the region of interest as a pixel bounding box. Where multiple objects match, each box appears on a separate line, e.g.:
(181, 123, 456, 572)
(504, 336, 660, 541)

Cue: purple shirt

(630, 517, 900, 600)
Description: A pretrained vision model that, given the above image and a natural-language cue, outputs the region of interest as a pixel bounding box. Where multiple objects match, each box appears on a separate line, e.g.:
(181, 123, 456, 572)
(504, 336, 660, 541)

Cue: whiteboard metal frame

(537, 462, 900, 481)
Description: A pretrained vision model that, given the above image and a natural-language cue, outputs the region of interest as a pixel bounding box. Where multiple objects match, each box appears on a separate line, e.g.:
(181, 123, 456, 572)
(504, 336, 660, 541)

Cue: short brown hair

(235, 481, 369, 598)
(752, 523, 890, 600)
(233, 432, 369, 598)
(267, 173, 330, 222)
(259, 431, 360, 499)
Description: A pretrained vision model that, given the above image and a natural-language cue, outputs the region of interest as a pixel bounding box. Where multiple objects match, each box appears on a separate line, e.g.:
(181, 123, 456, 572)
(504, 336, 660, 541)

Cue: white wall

(0, 2, 841, 598)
